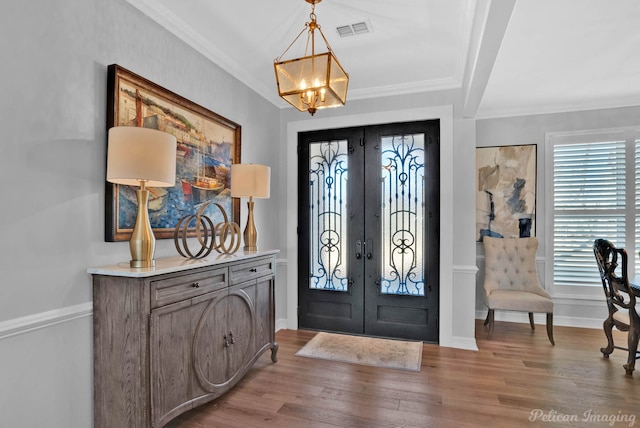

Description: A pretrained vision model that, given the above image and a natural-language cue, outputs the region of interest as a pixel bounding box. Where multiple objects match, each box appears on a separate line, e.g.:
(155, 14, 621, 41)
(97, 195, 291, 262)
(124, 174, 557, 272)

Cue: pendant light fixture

(274, 0, 349, 116)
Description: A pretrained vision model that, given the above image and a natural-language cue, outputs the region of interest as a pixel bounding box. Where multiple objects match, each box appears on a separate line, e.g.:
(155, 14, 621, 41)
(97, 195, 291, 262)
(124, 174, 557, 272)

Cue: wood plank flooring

(167, 320, 639, 427)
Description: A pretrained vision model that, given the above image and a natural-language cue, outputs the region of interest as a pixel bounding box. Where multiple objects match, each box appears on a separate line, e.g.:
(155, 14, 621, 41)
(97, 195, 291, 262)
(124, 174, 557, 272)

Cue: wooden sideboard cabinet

(89, 251, 279, 428)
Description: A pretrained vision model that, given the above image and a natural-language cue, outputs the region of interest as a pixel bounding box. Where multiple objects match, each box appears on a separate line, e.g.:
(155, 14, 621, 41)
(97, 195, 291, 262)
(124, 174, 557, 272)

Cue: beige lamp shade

(231, 164, 271, 198)
(107, 126, 177, 187)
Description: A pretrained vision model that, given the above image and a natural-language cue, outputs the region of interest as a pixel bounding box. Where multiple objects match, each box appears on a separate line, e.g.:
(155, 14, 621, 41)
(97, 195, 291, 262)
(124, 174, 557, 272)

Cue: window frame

(545, 126, 640, 300)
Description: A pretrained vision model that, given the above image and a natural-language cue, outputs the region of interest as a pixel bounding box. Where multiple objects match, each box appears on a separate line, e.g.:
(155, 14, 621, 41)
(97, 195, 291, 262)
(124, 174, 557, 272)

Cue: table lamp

(107, 126, 177, 268)
(230, 164, 271, 251)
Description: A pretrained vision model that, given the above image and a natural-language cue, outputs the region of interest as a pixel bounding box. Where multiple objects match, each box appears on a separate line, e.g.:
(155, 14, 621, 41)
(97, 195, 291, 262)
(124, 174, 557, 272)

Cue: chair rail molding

(0, 302, 93, 341)
(453, 264, 479, 275)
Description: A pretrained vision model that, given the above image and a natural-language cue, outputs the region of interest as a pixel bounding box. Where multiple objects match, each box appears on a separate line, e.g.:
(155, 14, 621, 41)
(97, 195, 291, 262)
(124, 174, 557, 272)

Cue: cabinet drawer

(151, 267, 227, 308)
(229, 257, 274, 285)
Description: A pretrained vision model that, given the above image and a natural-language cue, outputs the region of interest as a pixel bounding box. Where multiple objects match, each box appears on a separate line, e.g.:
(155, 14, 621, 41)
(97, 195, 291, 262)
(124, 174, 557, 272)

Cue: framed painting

(475, 144, 536, 241)
(106, 64, 241, 241)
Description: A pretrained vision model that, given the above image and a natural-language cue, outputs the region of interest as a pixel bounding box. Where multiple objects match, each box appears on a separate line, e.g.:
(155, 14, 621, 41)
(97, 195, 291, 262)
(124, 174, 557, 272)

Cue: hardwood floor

(167, 320, 639, 427)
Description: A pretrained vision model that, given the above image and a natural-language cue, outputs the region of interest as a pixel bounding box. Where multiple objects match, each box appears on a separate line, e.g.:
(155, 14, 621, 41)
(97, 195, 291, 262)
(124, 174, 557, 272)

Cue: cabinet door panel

(150, 299, 194, 427)
(192, 289, 229, 392)
(254, 276, 274, 352)
(226, 284, 255, 381)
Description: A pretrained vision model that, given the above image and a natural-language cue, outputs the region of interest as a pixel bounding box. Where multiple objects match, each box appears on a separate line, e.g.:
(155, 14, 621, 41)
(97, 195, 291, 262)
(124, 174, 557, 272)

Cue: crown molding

(347, 77, 462, 102)
(126, 0, 283, 107)
(477, 96, 640, 120)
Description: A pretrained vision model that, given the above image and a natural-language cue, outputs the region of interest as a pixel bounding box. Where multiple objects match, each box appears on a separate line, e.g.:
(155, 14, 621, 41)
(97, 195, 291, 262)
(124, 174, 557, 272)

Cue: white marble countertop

(87, 249, 279, 278)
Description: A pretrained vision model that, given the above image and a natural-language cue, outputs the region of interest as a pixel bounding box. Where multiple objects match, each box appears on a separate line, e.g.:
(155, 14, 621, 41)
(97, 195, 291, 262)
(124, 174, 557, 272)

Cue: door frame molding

(285, 105, 454, 347)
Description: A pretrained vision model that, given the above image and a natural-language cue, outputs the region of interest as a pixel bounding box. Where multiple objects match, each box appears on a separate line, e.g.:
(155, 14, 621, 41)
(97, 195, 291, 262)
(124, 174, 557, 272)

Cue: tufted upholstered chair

(482, 236, 554, 345)
(593, 239, 639, 375)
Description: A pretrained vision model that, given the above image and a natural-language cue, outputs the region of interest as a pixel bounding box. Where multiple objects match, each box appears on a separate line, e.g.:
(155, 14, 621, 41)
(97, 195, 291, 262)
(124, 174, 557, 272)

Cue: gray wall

(0, 0, 280, 426)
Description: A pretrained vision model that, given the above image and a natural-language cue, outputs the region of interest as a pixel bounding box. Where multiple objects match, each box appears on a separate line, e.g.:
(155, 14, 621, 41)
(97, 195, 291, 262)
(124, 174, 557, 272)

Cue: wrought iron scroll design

(309, 141, 349, 291)
(381, 134, 425, 296)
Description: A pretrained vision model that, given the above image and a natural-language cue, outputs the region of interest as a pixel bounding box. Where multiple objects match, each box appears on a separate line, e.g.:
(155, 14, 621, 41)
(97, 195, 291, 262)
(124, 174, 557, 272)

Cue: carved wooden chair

(593, 238, 640, 375)
(482, 236, 554, 345)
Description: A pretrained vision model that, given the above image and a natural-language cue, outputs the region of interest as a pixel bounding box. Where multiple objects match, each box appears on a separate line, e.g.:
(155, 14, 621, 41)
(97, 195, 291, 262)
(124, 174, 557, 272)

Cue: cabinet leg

(271, 342, 279, 363)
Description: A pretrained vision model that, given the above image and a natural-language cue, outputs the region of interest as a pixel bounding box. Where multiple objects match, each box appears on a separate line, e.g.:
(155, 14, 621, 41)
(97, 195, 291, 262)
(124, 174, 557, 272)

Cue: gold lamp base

(129, 186, 156, 268)
(243, 198, 258, 252)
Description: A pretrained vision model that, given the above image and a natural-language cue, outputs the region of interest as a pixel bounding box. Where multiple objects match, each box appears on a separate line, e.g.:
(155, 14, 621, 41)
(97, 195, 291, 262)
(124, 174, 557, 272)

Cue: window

(548, 128, 640, 289)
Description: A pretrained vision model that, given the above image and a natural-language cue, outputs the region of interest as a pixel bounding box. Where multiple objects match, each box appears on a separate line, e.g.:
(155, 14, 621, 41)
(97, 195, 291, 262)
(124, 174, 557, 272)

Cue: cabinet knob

(250, 268, 258, 272)
(192, 282, 200, 288)
(229, 332, 235, 345)
(223, 334, 230, 348)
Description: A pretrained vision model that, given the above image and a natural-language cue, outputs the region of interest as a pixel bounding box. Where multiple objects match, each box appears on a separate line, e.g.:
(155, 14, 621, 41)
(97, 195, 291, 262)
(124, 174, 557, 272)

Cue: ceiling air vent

(352, 22, 369, 35)
(336, 25, 354, 37)
(336, 21, 371, 37)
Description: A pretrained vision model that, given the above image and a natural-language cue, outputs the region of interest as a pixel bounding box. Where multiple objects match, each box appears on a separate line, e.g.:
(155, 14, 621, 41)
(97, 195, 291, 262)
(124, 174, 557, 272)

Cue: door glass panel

(380, 134, 425, 296)
(309, 140, 349, 291)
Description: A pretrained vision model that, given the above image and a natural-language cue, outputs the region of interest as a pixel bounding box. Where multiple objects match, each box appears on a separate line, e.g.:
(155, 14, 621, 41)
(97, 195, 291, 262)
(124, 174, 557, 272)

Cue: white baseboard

(474, 310, 603, 330)
(0, 302, 93, 341)
(275, 318, 289, 332)
(451, 336, 479, 351)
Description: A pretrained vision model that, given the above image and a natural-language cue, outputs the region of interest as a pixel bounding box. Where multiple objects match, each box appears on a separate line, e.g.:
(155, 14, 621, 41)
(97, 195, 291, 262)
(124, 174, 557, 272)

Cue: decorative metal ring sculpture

(174, 202, 241, 258)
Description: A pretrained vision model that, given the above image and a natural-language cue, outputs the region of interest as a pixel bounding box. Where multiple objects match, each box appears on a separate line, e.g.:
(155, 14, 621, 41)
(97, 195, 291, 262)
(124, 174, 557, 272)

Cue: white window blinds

(552, 140, 627, 287)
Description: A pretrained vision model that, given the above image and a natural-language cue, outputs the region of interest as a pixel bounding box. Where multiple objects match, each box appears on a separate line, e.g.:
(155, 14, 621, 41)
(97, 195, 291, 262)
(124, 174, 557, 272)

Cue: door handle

(355, 239, 362, 259)
(366, 239, 373, 259)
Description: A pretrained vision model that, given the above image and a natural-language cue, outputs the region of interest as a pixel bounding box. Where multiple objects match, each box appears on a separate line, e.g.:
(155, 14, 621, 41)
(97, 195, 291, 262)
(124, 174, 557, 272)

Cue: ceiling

(128, 0, 640, 119)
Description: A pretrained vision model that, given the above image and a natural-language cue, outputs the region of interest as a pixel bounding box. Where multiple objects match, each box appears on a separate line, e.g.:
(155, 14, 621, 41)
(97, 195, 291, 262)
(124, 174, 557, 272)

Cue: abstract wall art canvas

(476, 144, 537, 241)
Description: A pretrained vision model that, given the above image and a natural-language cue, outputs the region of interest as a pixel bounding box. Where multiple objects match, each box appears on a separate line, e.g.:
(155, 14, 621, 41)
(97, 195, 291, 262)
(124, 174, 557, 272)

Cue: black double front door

(297, 120, 440, 342)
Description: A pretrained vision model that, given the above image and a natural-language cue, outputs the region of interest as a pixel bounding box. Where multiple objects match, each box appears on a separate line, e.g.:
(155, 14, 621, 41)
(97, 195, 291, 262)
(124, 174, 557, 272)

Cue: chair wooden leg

(600, 317, 615, 357)
(528, 313, 535, 330)
(546, 313, 555, 346)
(486, 309, 495, 339)
(623, 325, 638, 375)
